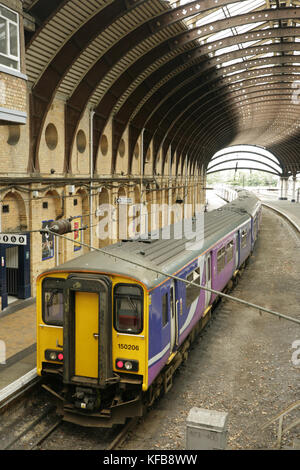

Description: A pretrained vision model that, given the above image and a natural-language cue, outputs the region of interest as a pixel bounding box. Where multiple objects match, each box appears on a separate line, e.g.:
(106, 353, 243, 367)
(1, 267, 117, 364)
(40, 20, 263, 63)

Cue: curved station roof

(23, 0, 300, 177)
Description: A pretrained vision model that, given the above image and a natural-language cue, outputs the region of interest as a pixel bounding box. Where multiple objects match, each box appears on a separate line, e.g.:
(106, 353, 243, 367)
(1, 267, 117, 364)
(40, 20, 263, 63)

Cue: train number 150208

(118, 344, 139, 351)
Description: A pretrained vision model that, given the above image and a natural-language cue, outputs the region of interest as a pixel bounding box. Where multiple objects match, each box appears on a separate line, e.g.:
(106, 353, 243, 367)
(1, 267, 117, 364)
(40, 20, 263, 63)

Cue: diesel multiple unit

(36, 190, 261, 427)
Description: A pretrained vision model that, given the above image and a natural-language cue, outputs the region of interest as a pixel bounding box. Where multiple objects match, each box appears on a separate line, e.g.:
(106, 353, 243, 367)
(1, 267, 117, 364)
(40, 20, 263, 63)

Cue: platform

(257, 197, 300, 232)
(206, 192, 226, 212)
(0, 300, 36, 392)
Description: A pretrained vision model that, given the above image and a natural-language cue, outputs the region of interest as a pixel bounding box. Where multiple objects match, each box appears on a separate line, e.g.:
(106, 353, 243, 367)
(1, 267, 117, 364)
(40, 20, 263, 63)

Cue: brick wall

(0, 72, 27, 113)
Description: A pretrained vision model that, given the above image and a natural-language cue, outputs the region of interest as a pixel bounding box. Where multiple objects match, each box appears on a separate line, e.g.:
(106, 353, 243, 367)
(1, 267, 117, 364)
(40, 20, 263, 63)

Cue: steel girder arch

(149, 62, 299, 160)
(209, 131, 299, 169)
(269, 138, 300, 174)
(27, 0, 156, 172)
(95, 25, 300, 172)
(163, 98, 236, 177)
(108, 8, 300, 172)
(92, 0, 269, 163)
(133, 63, 300, 176)
(24, 2, 300, 174)
(155, 84, 296, 168)
(192, 120, 300, 175)
(162, 74, 300, 170)
(23, 0, 68, 44)
(124, 58, 300, 177)
(189, 105, 300, 167)
(180, 114, 287, 179)
(128, 51, 300, 174)
(210, 148, 283, 169)
(53, 5, 298, 174)
(59, 0, 252, 173)
(158, 88, 241, 176)
(102, 25, 300, 173)
(166, 91, 300, 169)
(206, 167, 280, 176)
(185, 106, 300, 173)
(187, 130, 235, 175)
(116, 29, 300, 168)
(207, 158, 282, 175)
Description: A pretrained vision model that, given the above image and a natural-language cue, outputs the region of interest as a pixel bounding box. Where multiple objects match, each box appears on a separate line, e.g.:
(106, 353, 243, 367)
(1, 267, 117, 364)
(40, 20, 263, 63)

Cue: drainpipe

(291, 175, 297, 202)
(90, 109, 95, 250)
(141, 128, 145, 197)
(140, 128, 145, 232)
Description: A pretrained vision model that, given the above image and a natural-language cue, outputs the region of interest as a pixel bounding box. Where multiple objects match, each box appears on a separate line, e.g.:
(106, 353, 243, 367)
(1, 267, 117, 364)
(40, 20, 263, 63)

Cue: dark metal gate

(6, 246, 19, 296)
(0, 234, 31, 310)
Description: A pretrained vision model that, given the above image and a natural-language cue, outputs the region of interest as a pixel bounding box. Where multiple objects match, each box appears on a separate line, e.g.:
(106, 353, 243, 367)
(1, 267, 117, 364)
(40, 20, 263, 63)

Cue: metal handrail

(261, 400, 300, 449)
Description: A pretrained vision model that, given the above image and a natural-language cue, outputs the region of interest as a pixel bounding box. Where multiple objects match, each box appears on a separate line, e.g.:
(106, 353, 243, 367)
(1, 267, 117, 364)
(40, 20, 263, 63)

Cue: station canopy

(24, 0, 300, 176)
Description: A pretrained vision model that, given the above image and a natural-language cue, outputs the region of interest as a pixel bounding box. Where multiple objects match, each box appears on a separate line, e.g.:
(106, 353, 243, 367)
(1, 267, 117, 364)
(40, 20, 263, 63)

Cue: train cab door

(75, 291, 99, 378)
(205, 254, 212, 308)
(170, 281, 178, 352)
(63, 275, 113, 387)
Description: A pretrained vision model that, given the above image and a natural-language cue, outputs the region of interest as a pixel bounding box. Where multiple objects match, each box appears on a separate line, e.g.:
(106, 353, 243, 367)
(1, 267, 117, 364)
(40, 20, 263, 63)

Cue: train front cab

(37, 271, 149, 427)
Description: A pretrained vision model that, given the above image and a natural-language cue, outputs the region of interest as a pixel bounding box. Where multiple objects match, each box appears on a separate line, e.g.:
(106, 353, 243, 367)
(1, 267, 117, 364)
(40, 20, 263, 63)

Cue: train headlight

(115, 358, 139, 372)
(45, 349, 64, 362)
(49, 352, 57, 361)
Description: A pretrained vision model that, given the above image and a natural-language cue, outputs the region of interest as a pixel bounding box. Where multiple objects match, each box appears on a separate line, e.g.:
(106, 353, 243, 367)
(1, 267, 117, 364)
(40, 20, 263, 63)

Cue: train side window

(217, 247, 226, 274)
(114, 284, 143, 334)
(162, 293, 168, 327)
(186, 267, 201, 308)
(241, 230, 247, 248)
(226, 241, 234, 263)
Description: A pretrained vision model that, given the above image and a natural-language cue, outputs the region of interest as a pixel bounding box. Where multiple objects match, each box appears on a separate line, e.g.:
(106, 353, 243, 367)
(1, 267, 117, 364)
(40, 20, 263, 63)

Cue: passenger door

(170, 281, 178, 352)
(205, 254, 212, 308)
(235, 232, 239, 268)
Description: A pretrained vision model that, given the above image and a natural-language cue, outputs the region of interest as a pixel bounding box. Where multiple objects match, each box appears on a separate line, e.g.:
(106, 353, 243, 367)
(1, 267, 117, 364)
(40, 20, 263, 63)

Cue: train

(36, 190, 262, 427)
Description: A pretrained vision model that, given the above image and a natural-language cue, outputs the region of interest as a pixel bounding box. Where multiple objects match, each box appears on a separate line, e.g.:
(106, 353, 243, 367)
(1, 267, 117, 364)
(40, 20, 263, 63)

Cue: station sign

(0, 233, 27, 245)
(115, 197, 133, 205)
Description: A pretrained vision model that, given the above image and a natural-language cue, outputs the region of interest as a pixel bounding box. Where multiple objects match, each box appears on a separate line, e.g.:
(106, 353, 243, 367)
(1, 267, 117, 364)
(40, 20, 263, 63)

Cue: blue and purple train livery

(36, 190, 261, 427)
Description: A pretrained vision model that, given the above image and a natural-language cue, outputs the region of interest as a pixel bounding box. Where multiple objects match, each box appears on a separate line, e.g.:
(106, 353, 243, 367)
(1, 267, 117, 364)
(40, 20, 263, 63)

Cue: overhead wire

(37, 227, 300, 327)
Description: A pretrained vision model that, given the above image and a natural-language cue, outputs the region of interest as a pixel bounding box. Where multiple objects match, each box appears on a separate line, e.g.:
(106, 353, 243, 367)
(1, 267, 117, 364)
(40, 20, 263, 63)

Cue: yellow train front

(37, 262, 149, 427)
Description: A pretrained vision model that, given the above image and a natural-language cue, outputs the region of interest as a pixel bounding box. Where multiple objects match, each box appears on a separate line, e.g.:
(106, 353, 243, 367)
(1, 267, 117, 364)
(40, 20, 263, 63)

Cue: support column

(279, 177, 288, 200)
(291, 175, 297, 203)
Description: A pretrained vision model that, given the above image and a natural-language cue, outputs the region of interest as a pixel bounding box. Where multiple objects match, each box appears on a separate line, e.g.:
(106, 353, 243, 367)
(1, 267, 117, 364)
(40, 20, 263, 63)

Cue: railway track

(3, 405, 61, 450)
(0, 381, 138, 450)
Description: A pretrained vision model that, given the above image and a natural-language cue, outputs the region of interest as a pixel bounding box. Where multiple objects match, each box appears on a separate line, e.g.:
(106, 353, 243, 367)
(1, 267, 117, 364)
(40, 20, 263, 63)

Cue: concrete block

(186, 407, 228, 450)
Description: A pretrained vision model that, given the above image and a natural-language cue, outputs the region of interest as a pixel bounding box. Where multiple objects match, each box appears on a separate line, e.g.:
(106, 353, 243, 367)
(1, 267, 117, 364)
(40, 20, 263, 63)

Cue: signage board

(115, 197, 133, 205)
(0, 233, 27, 245)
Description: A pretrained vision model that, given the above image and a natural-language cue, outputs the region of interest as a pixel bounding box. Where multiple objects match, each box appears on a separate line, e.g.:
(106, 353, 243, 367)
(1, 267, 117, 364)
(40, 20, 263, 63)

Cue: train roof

(42, 191, 260, 289)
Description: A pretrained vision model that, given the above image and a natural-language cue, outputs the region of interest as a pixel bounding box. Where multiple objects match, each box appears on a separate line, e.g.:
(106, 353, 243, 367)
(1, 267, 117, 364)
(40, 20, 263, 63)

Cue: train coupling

(73, 387, 100, 411)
